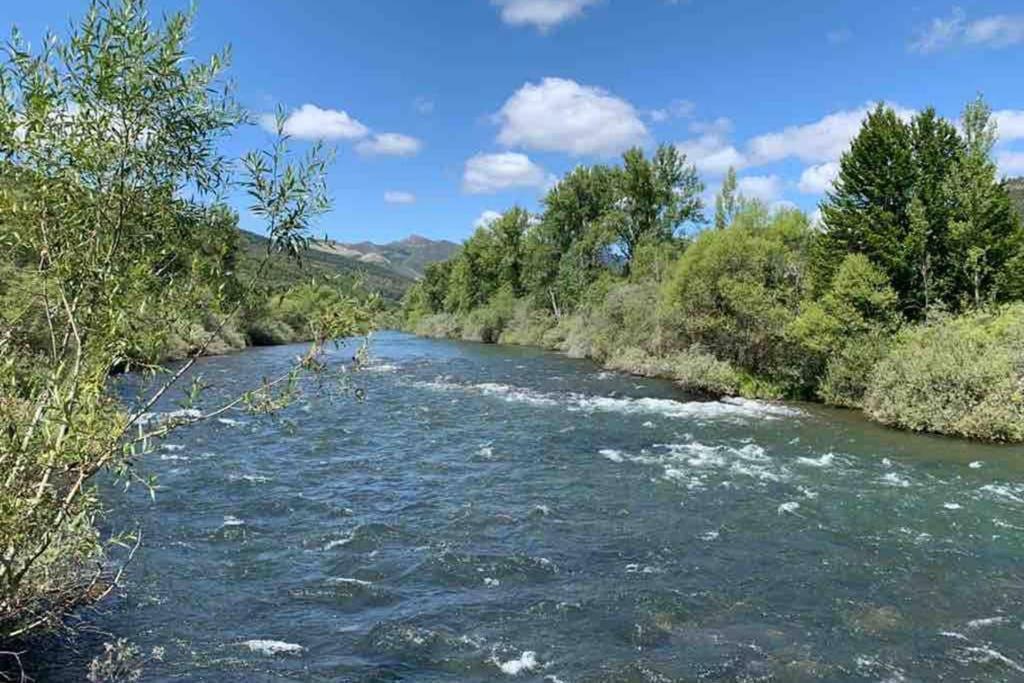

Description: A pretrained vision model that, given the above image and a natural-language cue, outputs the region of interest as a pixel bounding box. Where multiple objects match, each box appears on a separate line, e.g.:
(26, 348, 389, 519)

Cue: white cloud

(649, 99, 695, 123)
(261, 104, 369, 141)
(798, 161, 841, 194)
(964, 14, 1024, 47)
(474, 210, 503, 229)
(675, 133, 747, 175)
(995, 110, 1024, 142)
(356, 132, 423, 157)
(496, 77, 649, 156)
(384, 191, 416, 205)
(911, 9, 1024, 53)
(748, 104, 913, 165)
(463, 152, 547, 194)
(910, 8, 965, 54)
(737, 174, 783, 203)
(492, 0, 599, 31)
(997, 151, 1024, 176)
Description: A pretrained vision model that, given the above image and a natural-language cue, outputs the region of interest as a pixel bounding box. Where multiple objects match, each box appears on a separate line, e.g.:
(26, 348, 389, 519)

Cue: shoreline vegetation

(401, 105, 1024, 444)
(0, 1, 374, 674)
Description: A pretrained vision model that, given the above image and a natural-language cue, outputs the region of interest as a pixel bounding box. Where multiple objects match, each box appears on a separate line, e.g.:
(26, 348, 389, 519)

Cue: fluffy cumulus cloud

(496, 77, 649, 157)
(492, 0, 599, 31)
(261, 104, 369, 141)
(995, 110, 1024, 142)
(798, 161, 841, 194)
(910, 8, 1024, 53)
(736, 174, 783, 203)
(748, 105, 911, 165)
(675, 117, 748, 174)
(463, 152, 547, 194)
(356, 133, 423, 157)
(384, 191, 416, 205)
(474, 210, 503, 229)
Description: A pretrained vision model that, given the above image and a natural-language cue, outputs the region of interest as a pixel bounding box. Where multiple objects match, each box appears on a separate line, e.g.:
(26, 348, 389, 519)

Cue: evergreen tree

(944, 96, 1022, 306)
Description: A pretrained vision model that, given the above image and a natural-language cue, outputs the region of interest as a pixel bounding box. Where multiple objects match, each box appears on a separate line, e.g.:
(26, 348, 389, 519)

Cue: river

(38, 332, 1024, 681)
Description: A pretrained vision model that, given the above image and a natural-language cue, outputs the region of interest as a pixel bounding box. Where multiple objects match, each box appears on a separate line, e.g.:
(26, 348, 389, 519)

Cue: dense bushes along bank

(403, 99, 1024, 443)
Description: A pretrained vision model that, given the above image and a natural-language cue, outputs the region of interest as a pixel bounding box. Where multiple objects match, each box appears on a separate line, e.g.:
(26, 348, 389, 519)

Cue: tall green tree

(714, 167, 739, 230)
(611, 145, 704, 270)
(525, 166, 618, 313)
(815, 104, 966, 315)
(944, 96, 1022, 306)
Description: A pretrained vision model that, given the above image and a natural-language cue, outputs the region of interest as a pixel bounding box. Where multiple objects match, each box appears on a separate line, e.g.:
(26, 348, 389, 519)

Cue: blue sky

(10, 1, 1024, 243)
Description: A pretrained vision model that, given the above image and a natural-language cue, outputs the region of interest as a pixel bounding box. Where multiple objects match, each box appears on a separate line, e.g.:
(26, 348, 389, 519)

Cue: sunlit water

(36, 332, 1024, 681)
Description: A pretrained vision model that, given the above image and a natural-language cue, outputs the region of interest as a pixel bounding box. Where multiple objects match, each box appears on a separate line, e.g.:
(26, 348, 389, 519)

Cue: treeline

(403, 98, 1024, 442)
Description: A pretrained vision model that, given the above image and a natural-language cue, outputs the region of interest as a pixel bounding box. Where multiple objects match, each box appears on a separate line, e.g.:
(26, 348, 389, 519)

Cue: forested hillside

(403, 99, 1024, 442)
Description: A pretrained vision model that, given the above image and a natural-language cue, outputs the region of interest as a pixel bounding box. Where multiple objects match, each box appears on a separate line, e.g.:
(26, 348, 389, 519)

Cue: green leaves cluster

(0, 0, 368, 643)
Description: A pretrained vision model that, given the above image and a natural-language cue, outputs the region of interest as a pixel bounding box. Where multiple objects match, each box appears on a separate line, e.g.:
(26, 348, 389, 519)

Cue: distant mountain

(311, 234, 460, 280)
(1008, 177, 1024, 220)
(236, 230, 416, 303)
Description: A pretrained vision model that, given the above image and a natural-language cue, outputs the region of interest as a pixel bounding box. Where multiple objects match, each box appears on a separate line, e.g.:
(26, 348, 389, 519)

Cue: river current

(39, 332, 1024, 681)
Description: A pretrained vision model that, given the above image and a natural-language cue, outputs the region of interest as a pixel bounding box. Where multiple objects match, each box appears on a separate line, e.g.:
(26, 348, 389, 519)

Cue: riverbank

(405, 300, 1024, 444)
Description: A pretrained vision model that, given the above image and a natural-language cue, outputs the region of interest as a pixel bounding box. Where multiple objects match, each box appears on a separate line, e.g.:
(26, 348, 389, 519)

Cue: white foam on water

(642, 421, 655, 428)
(980, 484, 1024, 504)
(365, 363, 398, 373)
(599, 449, 626, 463)
(138, 408, 202, 425)
(323, 534, 354, 550)
(217, 417, 246, 427)
(231, 474, 270, 484)
(969, 461, 984, 469)
(966, 616, 1011, 629)
(478, 445, 495, 458)
(700, 530, 720, 541)
(493, 651, 538, 676)
(161, 444, 185, 452)
(994, 518, 1024, 530)
(222, 515, 245, 527)
(880, 472, 912, 488)
(798, 486, 819, 500)
(940, 631, 970, 641)
(329, 577, 373, 587)
(959, 646, 1024, 673)
(242, 640, 304, 656)
(797, 453, 835, 468)
(778, 501, 801, 515)
(484, 577, 500, 587)
(160, 453, 189, 461)
(943, 503, 962, 511)
(415, 378, 801, 421)
(532, 504, 551, 516)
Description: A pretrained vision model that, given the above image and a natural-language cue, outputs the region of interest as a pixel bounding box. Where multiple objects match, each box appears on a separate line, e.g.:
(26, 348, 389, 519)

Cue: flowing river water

(38, 332, 1024, 681)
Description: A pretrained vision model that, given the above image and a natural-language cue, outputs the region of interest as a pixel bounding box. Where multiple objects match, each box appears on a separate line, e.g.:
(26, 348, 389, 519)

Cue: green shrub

(660, 208, 813, 390)
(864, 305, 1024, 441)
(498, 300, 556, 347)
(818, 332, 891, 408)
(413, 313, 462, 339)
(605, 346, 742, 396)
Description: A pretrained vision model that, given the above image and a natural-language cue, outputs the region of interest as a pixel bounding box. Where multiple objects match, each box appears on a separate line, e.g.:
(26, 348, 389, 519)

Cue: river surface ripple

(39, 332, 1024, 681)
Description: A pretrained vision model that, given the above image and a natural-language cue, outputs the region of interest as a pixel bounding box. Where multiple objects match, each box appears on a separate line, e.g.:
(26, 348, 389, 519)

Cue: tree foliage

(0, 0, 370, 644)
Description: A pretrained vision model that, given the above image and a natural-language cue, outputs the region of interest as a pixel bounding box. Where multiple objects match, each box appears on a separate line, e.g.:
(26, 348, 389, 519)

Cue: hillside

(236, 230, 416, 303)
(312, 234, 460, 280)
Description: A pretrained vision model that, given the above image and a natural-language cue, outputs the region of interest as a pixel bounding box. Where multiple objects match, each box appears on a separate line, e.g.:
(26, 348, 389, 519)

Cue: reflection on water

(37, 332, 1024, 681)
